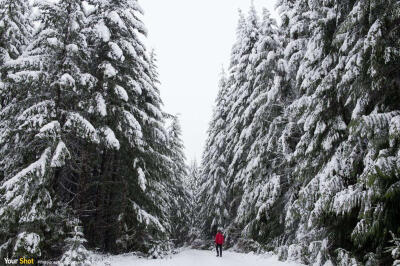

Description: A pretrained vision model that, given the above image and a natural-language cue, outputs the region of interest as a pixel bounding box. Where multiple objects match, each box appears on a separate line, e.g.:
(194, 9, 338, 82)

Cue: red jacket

(215, 232, 224, 245)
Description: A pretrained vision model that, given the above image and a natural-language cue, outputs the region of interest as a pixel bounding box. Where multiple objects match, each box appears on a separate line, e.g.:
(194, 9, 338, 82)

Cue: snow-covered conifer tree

(84, 0, 174, 252)
(0, 0, 96, 259)
(219, 6, 263, 240)
(166, 115, 191, 245)
(199, 68, 230, 237)
(186, 159, 201, 242)
(326, 0, 400, 263)
(232, 8, 287, 243)
(225, 5, 260, 183)
(275, 0, 400, 263)
(59, 218, 92, 266)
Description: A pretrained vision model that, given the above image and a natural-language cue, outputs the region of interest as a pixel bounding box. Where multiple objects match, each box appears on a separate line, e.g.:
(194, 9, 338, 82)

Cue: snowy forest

(1, 0, 400, 265)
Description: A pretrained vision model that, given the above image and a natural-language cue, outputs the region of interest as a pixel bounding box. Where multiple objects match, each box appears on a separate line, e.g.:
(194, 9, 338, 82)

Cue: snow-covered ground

(94, 249, 304, 266)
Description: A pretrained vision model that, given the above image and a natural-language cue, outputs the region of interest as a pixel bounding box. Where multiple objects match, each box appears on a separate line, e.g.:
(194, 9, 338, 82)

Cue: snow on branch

(63, 112, 99, 143)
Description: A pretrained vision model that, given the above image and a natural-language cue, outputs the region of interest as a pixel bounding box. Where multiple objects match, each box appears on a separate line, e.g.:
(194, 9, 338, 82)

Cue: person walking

(215, 229, 224, 257)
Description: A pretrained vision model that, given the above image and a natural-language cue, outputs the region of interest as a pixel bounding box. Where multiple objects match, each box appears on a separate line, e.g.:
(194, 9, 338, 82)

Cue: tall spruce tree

(233, 8, 287, 243)
(84, 0, 175, 253)
(0, 0, 95, 259)
(199, 68, 230, 237)
(0, 0, 181, 259)
(225, 4, 260, 185)
(186, 159, 201, 242)
(165, 115, 190, 246)
(224, 6, 262, 240)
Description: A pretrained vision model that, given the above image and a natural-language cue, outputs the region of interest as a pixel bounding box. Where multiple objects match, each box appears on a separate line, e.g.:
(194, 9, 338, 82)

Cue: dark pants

(216, 244, 222, 256)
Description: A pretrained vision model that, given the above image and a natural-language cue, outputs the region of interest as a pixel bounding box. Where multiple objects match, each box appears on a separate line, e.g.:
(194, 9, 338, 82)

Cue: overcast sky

(140, 0, 279, 162)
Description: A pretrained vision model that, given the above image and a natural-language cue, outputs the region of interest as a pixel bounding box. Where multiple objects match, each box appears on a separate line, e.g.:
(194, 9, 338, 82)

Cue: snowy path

(98, 249, 304, 266)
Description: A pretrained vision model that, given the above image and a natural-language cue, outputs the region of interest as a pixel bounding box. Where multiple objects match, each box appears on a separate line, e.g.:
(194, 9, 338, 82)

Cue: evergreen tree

(0, 0, 179, 259)
(186, 159, 201, 242)
(84, 0, 173, 253)
(166, 115, 190, 246)
(224, 6, 262, 240)
(199, 68, 230, 238)
(59, 218, 92, 266)
(233, 8, 287, 243)
(327, 0, 400, 263)
(225, 4, 260, 184)
(0, 0, 94, 258)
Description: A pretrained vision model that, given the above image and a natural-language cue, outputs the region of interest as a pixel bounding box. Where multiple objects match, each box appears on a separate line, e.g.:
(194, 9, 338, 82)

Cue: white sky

(140, 0, 279, 162)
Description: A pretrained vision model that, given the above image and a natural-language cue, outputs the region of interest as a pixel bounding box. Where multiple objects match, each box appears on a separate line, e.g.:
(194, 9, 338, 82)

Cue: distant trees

(186, 159, 201, 242)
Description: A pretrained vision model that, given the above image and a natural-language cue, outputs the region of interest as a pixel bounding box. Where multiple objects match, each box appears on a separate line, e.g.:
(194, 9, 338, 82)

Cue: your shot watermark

(4, 257, 34, 264)
(4, 257, 59, 265)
